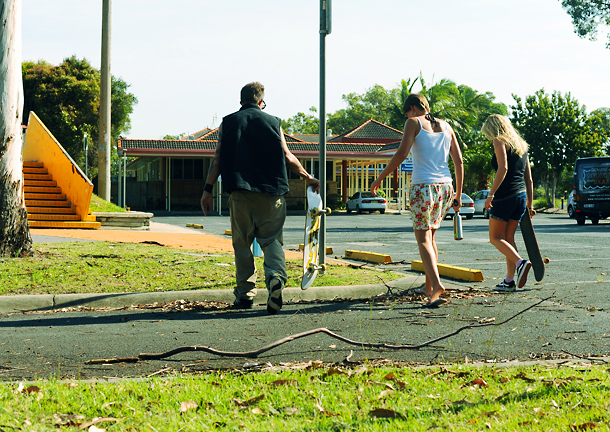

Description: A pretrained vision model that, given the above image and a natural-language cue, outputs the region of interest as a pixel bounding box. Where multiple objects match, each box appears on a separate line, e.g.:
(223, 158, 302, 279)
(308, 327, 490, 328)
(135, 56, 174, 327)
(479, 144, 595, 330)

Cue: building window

(171, 159, 205, 180)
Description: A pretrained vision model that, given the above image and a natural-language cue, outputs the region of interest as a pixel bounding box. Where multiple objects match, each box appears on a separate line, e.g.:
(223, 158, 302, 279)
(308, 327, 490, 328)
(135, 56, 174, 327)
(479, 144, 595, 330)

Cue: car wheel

(483, 209, 489, 219)
(346, 206, 352, 214)
(380, 209, 385, 214)
(567, 205, 575, 218)
(591, 216, 600, 225)
(466, 214, 473, 220)
(356, 205, 362, 214)
(576, 214, 586, 225)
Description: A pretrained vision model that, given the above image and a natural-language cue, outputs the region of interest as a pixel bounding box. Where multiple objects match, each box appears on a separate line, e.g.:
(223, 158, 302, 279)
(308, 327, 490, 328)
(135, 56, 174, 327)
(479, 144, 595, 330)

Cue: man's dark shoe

(267, 278, 283, 315)
(230, 298, 253, 309)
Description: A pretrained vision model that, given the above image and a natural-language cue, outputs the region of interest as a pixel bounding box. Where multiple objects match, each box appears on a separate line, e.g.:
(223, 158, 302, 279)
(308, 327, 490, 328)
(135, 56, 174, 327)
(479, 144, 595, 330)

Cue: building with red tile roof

(117, 119, 409, 212)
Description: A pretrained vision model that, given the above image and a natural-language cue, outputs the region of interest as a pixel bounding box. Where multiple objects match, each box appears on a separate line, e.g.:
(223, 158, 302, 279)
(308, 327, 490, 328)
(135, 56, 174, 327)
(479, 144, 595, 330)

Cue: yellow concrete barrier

(411, 260, 484, 282)
(345, 250, 392, 264)
(186, 223, 204, 229)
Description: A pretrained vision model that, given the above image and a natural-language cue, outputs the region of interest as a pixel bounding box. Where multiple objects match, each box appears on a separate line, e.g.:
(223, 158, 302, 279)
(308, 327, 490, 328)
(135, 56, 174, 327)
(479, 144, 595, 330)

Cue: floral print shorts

(409, 183, 454, 230)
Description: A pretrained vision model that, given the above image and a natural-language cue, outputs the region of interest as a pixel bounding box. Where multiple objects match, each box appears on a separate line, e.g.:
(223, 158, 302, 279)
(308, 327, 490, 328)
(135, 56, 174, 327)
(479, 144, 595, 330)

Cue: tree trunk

(550, 172, 557, 209)
(0, 0, 33, 257)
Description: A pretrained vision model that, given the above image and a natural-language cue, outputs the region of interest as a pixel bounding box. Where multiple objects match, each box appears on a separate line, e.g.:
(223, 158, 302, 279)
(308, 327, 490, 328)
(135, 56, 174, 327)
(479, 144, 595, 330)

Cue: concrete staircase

(24, 161, 100, 229)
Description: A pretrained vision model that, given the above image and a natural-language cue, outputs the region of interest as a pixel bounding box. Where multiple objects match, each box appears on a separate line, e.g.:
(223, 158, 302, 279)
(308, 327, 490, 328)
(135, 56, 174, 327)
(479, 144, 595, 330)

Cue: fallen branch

(86, 295, 553, 364)
(560, 349, 609, 364)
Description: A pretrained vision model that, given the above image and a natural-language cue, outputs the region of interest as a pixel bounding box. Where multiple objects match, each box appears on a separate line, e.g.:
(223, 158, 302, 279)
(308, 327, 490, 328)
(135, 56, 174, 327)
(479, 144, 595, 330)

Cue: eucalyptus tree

(561, 0, 610, 48)
(0, 0, 33, 257)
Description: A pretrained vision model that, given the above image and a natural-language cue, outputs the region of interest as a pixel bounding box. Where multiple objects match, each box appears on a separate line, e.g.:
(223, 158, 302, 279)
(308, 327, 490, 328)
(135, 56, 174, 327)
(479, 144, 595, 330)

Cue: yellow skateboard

(301, 186, 331, 290)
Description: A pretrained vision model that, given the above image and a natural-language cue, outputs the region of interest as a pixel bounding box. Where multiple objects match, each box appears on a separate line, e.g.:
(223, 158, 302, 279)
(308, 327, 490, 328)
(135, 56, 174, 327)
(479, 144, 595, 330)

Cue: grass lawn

(89, 194, 126, 213)
(0, 242, 402, 296)
(1, 363, 609, 431)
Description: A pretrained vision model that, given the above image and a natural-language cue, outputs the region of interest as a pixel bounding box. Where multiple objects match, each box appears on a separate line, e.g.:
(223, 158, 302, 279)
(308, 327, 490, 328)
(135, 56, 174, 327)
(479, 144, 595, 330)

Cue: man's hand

(307, 177, 321, 193)
(200, 191, 213, 216)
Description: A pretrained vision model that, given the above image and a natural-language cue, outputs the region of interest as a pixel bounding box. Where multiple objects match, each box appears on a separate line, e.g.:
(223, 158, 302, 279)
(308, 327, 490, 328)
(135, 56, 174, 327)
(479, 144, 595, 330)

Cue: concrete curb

(0, 275, 427, 314)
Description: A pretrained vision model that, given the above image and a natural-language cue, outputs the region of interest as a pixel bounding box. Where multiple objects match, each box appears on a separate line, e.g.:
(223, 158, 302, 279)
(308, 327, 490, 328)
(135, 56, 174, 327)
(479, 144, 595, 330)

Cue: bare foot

(427, 286, 445, 304)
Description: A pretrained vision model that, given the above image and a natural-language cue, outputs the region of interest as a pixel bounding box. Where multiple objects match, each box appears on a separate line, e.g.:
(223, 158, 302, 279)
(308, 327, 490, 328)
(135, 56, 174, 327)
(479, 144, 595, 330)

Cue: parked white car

(472, 190, 491, 219)
(446, 193, 475, 219)
(346, 192, 387, 214)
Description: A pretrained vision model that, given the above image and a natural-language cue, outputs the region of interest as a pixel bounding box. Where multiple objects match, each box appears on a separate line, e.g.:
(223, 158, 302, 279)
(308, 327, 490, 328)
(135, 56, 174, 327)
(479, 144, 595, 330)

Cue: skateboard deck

(520, 212, 545, 282)
(301, 186, 330, 290)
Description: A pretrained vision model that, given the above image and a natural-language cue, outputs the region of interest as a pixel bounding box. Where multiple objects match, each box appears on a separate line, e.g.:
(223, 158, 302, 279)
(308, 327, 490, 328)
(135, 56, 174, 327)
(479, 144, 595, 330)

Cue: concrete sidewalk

(3, 221, 428, 314)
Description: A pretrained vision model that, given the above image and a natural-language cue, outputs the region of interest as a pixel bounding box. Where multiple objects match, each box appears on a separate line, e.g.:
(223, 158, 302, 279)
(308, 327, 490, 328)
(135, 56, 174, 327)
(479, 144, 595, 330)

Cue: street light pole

(319, 0, 331, 268)
(98, 0, 112, 200)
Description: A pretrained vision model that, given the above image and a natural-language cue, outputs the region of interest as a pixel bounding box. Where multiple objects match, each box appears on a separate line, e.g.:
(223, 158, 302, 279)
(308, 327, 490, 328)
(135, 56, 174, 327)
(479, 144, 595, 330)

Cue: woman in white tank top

(371, 94, 464, 307)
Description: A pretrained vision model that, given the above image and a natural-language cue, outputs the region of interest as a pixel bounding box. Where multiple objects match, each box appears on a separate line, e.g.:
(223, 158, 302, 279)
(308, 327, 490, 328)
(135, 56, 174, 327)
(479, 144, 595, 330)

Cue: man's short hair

(240, 82, 265, 104)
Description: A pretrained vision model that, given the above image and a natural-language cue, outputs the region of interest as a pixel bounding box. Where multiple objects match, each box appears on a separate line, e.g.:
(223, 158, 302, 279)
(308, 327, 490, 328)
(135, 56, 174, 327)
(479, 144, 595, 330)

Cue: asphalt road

(2, 211, 609, 380)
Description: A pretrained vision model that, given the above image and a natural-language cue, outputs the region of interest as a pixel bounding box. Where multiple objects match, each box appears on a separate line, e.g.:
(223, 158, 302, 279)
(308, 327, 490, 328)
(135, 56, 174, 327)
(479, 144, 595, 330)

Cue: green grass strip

(0, 242, 401, 296)
(1, 364, 609, 431)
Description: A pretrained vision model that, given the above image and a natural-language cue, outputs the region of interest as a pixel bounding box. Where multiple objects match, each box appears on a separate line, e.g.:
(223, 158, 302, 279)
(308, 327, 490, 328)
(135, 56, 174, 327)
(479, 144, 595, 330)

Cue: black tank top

(491, 149, 527, 201)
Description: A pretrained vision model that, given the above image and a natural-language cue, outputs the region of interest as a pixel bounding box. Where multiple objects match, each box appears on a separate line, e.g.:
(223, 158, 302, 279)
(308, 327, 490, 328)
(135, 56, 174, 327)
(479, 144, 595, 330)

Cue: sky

(22, 0, 610, 140)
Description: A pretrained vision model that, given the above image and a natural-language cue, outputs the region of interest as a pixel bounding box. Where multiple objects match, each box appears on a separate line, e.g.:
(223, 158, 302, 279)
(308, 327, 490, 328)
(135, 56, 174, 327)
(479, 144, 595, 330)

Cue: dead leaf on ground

(251, 407, 263, 415)
(515, 372, 536, 383)
(17, 382, 40, 393)
(78, 417, 120, 430)
(53, 414, 85, 427)
(179, 401, 198, 413)
(462, 378, 488, 388)
(378, 390, 395, 400)
(369, 408, 405, 419)
(322, 367, 349, 377)
(314, 398, 336, 416)
(234, 394, 265, 407)
(494, 392, 510, 401)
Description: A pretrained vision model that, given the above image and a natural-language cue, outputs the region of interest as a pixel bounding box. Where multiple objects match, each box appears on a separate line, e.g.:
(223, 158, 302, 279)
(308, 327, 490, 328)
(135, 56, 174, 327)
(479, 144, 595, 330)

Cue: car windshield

(360, 192, 376, 198)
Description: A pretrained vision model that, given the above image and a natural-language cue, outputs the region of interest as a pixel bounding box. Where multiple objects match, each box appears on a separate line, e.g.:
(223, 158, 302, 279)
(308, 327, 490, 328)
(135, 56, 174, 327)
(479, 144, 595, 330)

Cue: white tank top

(410, 117, 453, 184)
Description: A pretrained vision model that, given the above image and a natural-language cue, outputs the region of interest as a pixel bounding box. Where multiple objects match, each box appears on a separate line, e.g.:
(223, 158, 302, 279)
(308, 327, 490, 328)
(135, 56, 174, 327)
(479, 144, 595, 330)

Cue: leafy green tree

(511, 89, 609, 206)
(327, 85, 403, 134)
(163, 133, 186, 140)
(591, 107, 610, 154)
(281, 107, 319, 134)
(561, 0, 610, 48)
(22, 56, 138, 178)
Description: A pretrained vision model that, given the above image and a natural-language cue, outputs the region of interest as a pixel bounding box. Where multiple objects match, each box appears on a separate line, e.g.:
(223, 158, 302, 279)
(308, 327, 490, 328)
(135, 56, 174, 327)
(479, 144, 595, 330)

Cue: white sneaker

(516, 260, 531, 288)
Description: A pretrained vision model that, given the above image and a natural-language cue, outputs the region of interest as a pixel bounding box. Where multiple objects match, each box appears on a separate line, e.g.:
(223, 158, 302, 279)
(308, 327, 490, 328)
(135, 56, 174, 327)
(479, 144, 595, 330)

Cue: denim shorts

(489, 191, 527, 222)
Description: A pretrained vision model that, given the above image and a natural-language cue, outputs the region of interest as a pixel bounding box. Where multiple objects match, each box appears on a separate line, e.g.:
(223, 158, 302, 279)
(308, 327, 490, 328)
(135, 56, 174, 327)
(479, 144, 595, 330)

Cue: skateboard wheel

(325, 207, 331, 215)
(320, 264, 326, 271)
(543, 257, 550, 264)
(311, 208, 320, 217)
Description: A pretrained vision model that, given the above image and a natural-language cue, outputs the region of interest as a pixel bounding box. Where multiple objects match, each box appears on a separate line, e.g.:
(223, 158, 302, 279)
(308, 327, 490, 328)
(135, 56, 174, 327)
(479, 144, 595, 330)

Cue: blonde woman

(371, 94, 463, 307)
(481, 114, 534, 291)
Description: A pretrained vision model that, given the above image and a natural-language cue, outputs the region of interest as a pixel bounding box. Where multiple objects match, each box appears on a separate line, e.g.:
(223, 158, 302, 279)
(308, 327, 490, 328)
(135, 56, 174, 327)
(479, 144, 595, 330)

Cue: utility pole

(98, 0, 112, 200)
(319, 0, 331, 268)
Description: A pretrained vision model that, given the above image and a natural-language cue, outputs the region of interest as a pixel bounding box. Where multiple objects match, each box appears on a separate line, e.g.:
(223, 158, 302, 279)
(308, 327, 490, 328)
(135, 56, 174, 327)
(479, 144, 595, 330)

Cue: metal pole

(98, 0, 112, 200)
(83, 133, 88, 178)
(319, 0, 330, 268)
(122, 155, 126, 208)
